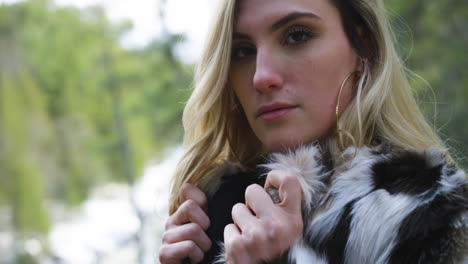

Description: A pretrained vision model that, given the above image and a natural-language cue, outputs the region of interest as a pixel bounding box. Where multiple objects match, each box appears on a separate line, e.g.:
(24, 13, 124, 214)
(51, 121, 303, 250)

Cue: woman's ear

(356, 56, 364, 73)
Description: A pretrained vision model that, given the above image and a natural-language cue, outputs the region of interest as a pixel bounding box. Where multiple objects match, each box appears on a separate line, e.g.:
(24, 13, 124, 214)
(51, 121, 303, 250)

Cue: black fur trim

(308, 200, 356, 264)
(201, 171, 263, 264)
(372, 152, 442, 195)
(389, 192, 468, 263)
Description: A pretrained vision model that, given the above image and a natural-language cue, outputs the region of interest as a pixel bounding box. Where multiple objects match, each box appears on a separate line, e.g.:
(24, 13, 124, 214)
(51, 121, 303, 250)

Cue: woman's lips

(257, 103, 298, 121)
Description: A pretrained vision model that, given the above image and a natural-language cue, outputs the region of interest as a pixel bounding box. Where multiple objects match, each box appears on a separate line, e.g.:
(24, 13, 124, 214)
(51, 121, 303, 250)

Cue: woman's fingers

(231, 202, 257, 231)
(224, 224, 256, 264)
(160, 183, 211, 264)
(264, 170, 303, 214)
(162, 223, 212, 253)
(179, 183, 208, 212)
(224, 223, 241, 244)
(166, 199, 210, 230)
(244, 184, 275, 217)
(159, 240, 205, 264)
(222, 171, 304, 263)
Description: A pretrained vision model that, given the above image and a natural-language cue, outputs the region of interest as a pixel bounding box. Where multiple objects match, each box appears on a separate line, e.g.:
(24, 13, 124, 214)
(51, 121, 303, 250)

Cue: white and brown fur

(214, 144, 468, 264)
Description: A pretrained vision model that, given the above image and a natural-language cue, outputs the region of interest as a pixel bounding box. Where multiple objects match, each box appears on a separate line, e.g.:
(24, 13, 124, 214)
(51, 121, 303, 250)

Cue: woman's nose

(252, 50, 284, 93)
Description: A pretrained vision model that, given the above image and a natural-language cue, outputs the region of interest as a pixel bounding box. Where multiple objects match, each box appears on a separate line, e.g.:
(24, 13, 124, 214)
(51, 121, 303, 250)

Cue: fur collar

(211, 144, 468, 263)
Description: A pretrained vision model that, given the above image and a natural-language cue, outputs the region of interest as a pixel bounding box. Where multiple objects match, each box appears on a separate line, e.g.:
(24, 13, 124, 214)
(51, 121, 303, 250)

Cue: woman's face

(229, 0, 360, 152)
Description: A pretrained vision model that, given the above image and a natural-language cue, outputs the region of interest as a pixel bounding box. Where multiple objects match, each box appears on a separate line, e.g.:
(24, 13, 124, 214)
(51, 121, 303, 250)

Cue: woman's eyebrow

(271, 12, 321, 32)
(232, 12, 321, 40)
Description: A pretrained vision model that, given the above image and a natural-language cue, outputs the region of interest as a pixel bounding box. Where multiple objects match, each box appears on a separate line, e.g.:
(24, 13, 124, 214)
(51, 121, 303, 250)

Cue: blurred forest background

(0, 0, 467, 263)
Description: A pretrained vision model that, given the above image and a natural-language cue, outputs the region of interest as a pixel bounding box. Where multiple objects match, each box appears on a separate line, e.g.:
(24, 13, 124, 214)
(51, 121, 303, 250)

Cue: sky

(0, 0, 217, 63)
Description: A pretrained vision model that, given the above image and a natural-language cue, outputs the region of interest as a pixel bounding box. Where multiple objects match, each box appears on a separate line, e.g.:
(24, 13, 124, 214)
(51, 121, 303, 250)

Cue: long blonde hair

(169, 0, 446, 214)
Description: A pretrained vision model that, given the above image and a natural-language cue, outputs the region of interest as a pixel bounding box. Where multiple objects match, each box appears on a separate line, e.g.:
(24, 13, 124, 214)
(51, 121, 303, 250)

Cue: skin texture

(225, 0, 361, 262)
(160, 0, 362, 262)
(224, 170, 303, 264)
(230, 0, 360, 152)
(159, 183, 212, 264)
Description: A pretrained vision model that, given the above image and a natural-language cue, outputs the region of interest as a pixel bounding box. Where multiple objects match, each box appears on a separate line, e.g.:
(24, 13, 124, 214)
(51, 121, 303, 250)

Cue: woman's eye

(231, 44, 256, 60)
(284, 27, 313, 45)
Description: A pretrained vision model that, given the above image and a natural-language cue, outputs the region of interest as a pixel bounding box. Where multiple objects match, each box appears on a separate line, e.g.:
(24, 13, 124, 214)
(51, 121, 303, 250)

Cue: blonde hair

(169, 0, 447, 214)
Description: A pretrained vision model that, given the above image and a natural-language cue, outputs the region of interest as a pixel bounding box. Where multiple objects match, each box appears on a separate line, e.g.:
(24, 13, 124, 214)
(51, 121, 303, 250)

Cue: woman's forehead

(234, 0, 334, 30)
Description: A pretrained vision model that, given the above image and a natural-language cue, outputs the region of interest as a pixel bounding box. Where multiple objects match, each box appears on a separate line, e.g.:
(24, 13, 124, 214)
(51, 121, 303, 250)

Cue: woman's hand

(223, 170, 303, 264)
(159, 183, 212, 264)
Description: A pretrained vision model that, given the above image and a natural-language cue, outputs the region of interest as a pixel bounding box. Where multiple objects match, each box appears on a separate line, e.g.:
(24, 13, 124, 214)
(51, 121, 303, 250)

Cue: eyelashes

(283, 26, 314, 45)
(231, 25, 315, 60)
(231, 43, 256, 60)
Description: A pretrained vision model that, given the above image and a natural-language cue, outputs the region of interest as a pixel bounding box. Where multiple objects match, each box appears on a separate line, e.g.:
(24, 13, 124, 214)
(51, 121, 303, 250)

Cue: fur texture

(215, 144, 468, 264)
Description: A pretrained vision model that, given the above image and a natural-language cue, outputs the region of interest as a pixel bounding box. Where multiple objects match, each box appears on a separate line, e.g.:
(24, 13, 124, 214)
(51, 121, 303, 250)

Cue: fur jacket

(200, 144, 468, 264)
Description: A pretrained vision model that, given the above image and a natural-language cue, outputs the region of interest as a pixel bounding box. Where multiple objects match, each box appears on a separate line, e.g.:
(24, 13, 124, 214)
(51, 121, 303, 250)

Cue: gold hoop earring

(335, 71, 360, 150)
(335, 72, 357, 123)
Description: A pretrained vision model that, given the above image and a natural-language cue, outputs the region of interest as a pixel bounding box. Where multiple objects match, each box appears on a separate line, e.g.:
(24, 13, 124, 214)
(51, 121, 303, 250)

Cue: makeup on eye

(282, 26, 315, 45)
(231, 42, 256, 60)
(230, 10, 322, 62)
(231, 25, 315, 60)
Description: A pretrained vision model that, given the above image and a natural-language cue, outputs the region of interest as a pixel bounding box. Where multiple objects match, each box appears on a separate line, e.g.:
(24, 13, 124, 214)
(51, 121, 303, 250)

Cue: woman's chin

(263, 139, 311, 153)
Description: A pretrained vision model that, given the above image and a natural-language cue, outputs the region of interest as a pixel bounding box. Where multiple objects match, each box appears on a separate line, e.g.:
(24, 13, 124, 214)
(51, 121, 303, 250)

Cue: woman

(159, 0, 468, 263)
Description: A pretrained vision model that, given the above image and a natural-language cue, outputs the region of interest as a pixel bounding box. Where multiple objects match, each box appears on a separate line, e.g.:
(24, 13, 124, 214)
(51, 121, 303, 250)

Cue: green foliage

(0, 0, 191, 237)
(386, 0, 468, 166)
(1, 74, 49, 233)
(16, 253, 39, 264)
